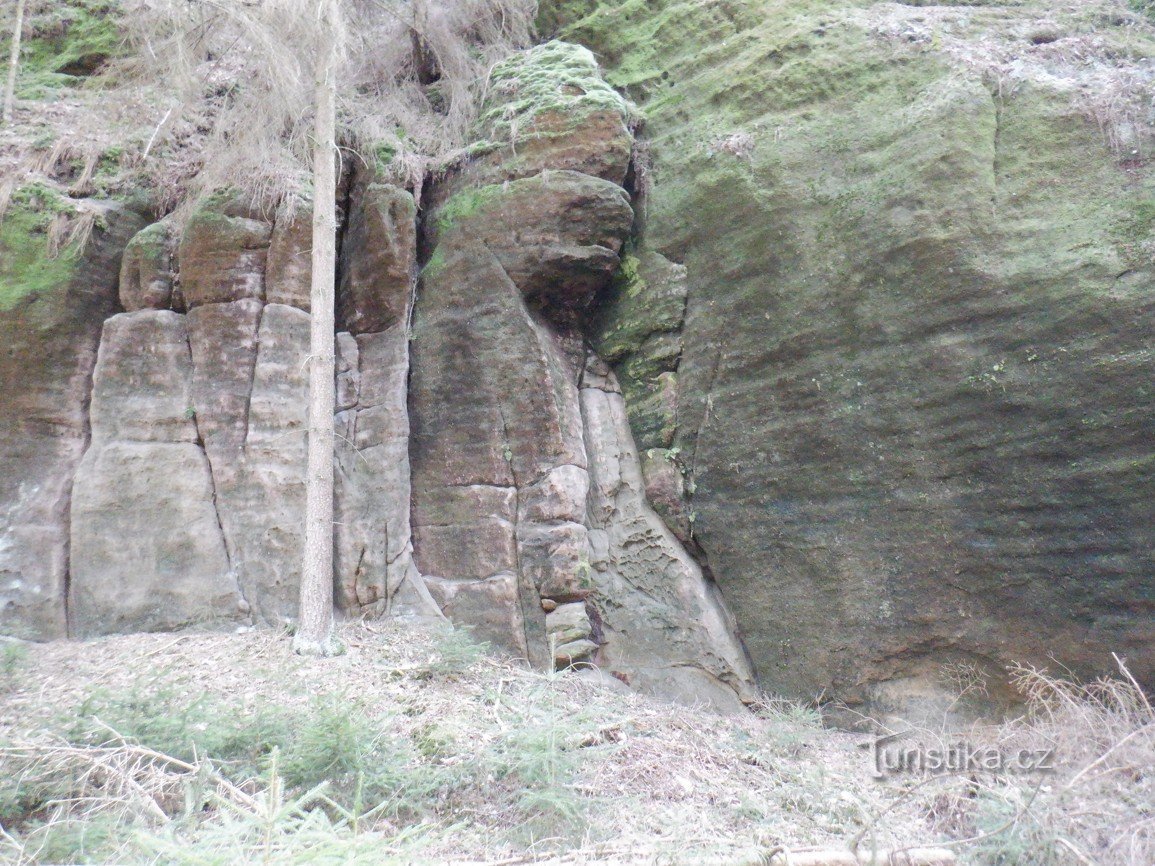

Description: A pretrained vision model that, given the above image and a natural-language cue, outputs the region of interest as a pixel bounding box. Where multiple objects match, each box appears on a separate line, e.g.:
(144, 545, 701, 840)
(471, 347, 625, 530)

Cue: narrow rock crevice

(183, 329, 250, 618)
(240, 301, 264, 450)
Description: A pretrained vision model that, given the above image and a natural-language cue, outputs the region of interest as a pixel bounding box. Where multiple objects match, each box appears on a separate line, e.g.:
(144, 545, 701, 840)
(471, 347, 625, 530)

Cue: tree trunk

(293, 0, 341, 657)
(2, 0, 27, 126)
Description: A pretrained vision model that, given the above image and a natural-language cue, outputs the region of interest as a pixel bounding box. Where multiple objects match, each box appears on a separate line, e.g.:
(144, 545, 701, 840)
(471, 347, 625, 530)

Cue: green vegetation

(477, 39, 635, 142)
(0, 627, 617, 862)
(1113, 195, 1155, 267)
(0, 203, 79, 312)
(17, 0, 122, 99)
(0, 626, 1152, 864)
(0, 643, 28, 689)
(432, 182, 506, 234)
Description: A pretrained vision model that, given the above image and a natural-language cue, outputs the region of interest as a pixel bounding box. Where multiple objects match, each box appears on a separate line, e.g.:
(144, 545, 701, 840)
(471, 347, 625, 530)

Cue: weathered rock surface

(411, 237, 581, 664)
(214, 303, 310, 625)
(337, 183, 416, 334)
(430, 171, 634, 329)
(552, 0, 1155, 711)
(59, 179, 442, 633)
(470, 41, 636, 187)
(581, 358, 756, 710)
(178, 208, 272, 309)
(410, 39, 756, 704)
(69, 310, 245, 635)
(266, 207, 313, 310)
(0, 201, 145, 640)
(119, 221, 177, 312)
(333, 182, 440, 621)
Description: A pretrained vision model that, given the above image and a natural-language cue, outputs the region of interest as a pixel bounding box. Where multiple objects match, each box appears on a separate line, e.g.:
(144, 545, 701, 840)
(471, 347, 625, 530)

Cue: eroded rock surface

(551, 0, 1155, 712)
(70, 310, 244, 635)
(334, 182, 440, 621)
(0, 202, 145, 639)
(410, 40, 755, 706)
(580, 357, 757, 710)
(66, 182, 439, 632)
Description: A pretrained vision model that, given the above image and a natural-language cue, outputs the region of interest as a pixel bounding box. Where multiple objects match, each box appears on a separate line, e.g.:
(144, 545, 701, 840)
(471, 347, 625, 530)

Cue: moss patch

(17, 0, 122, 99)
(477, 40, 633, 143)
(433, 183, 507, 234)
(0, 209, 78, 312)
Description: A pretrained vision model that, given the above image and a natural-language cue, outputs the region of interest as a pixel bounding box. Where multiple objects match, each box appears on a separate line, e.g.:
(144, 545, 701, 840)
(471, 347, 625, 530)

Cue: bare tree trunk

(293, 0, 341, 657)
(2, 0, 27, 126)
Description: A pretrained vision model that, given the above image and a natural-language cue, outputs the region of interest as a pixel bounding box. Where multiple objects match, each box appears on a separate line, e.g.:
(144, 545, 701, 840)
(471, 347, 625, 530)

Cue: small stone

(541, 598, 558, 612)
(545, 601, 593, 645)
(553, 638, 598, 666)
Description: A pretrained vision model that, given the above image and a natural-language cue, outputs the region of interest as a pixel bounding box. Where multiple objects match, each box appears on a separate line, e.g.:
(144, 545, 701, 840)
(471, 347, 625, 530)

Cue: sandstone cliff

(1, 0, 1153, 719)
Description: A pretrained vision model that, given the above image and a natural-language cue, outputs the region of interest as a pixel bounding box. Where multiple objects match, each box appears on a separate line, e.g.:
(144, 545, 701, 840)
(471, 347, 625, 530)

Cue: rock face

(70, 310, 243, 634)
(0, 201, 145, 640)
(548, 0, 1155, 712)
(410, 40, 755, 707)
(580, 357, 756, 705)
(65, 184, 441, 634)
(334, 182, 440, 620)
(8, 1, 1151, 721)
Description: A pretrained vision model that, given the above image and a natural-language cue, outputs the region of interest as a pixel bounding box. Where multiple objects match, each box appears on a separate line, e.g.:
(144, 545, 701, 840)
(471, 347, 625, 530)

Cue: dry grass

(853, 0, 1155, 160)
(0, 623, 944, 865)
(2, 0, 539, 237)
(0, 624, 1150, 865)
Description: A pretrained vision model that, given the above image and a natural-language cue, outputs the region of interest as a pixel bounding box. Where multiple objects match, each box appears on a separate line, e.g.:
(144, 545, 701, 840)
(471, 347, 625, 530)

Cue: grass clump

(16, 0, 122, 99)
(0, 642, 28, 686)
(486, 676, 602, 847)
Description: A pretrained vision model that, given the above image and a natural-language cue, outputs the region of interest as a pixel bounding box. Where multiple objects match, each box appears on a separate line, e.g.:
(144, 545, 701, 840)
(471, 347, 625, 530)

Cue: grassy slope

(0, 625, 936, 864)
(1, 624, 1152, 865)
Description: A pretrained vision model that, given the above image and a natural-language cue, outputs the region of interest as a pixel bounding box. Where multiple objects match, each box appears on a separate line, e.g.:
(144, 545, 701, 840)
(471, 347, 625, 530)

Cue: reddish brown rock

(266, 206, 312, 310)
(337, 184, 417, 334)
(428, 171, 633, 329)
(178, 208, 271, 309)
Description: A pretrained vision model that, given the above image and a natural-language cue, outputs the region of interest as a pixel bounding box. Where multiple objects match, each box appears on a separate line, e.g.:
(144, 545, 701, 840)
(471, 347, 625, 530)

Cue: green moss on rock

(18, 0, 121, 98)
(433, 184, 507, 234)
(477, 40, 635, 142)
(542, 0, 1155, 705)
(0, 185, 86, 312)
(0, 210, 78, 312)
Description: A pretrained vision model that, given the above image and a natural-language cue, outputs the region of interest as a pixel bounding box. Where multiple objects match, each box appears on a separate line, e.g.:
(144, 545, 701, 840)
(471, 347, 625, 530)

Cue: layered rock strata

(410, 41, 755, 707)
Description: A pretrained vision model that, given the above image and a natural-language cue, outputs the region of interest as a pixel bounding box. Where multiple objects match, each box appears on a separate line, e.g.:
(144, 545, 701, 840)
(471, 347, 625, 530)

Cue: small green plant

(424, 626, 490, 680)
(487, 681, 597, 847)
(69, 684, 290, 772)
(0, 641, 28, 680)
(13, 815, 123, 865)
(1130, 0, 1155, 24)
